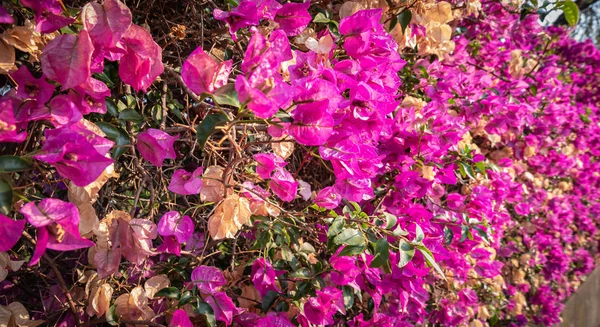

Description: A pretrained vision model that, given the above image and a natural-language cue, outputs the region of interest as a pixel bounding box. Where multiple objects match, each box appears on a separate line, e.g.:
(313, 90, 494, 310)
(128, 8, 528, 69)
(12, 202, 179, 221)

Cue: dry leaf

(271, 137, 294, 159)
(339, 1, 366, 19)
(0, 253, 24, 283)
(0, 302, 44, 327)
(237, 284, 261, 311)
(0, 38, 15, 74)
(200, 166, 232, 202)
(144, 274, 170, 298)
(208, 194, 252, 240)
(3, 26, 38, 56)
(114, 286, 154, 324)
(87, 280, 113, 318)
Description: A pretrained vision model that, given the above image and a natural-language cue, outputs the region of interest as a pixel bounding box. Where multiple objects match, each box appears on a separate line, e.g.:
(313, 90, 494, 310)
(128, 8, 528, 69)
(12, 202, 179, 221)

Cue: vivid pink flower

(72, 78, 111, 115)
(11, 66, 55, 105)
(253, 153, 287, 179)
(0, 214, 25, 252)
(182, 46, 232, 95)
(213, 0, 260, 39)
(0, 98, 27, 143)
(136, 128, 178, 167)
(81, 0, 132, 48)
(314, 187, 341, 209)
(34, 126, 114, 187)
(303, 287, 345, 325)
(21, 0, 74, 33)
(256, 314, 294, 327)
(168, 167, 203, 195)
(157, 211, 194, 256)
(274, 2, 311, 36)
(21, 198, 94, 265)
(289, 100, 334, 146)
(29, 94, 83, 127)
(170, 309, 193, 327)
(206, 291, 245, 325)
(270, 168, 298, 202)
(0, 5, 14, 24)
(119, 25, 164, 92)
(191, 266, 226, 293)
(41, 30, 94, 90)
(251, 258, 281, 297)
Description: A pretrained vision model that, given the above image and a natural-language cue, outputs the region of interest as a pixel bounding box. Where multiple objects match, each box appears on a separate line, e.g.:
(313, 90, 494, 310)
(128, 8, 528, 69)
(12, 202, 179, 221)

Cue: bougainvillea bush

(0, 0, 598, 326)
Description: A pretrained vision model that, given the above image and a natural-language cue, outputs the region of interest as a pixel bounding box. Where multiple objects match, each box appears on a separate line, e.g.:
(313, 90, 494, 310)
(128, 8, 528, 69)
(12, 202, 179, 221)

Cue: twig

(21, 231, 82, 327)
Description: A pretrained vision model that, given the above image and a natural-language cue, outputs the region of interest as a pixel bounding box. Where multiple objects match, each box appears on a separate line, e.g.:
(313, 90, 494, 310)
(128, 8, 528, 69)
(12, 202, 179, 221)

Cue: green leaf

(118, 109, 143, 123)
(96, 122, 130, 159)
(261, 290, 278, 312)
(196, 301, 216, 327)
(289, 267, 312, 279)
(327, 216, 345, 238)
(398, 10, 412, 34)
(413, 224, 425, 244)
(475, 161, 487, 176)
(398, 240, 415, 268)
(313, 12, 330, 23)
(0, 180, 12, 215)
(472, 225, 490, 244)
(333, 228, 365, 247)
(196, 113, 229, 150)
(212, 84, 240, 108)
(370, 238, 390, 268)
(417, 245, 447, 280)
(106, 98, 119, 116)
(443, 226, 454, 245)
(562, 0, 579, 26)
(0, 156, 32, 173)
(338, 244, 366, 256)
(178, 291, 195, 307)
(154, 287, 180, 299)
(106, 305, 119, 326)
(457, 161, 475, 180)
(342, 286, 355, 310)
(125, 94, 136, 109)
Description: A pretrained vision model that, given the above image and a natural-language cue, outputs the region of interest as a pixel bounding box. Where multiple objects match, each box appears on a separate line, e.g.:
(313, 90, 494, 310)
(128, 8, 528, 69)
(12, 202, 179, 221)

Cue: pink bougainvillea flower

(303, 287, 345, 326)
(170, 309, 193, 327)
(34, 126, 114, 187)
(289, 100, 334, 146)
(21, 198, 94, 265)
(315, 186, 342, 209)
(257, 314, 295, 327)
(157, 211, 194, 256)
(29, 94, 83, 127)
(168, 167, 203, 195)
(334, 177, 374, 202)
(182, 46, 232, 95)
(21, 0, 74, 33)
(0, 98, 27, 143)
(0, 214, 25, 252)
(191, 266, 226, 293)
(213, 0, 261, 39)
(72, 78, 111, 115)
(41, 30, 94, 90)
(119, 24, 164, 92)
(206, 291, 245, 326)
(11, 66, 55, 105)
(81, 0, 132, 48)
(274, 2, 311, 36)
(329, 250, 360, 287)
(270, 168, 298, 202)
(253, 153, 286, 179)
(0, 5, 14, 24)
(136, 128, 178, 167)
(251, 258, 282, 297)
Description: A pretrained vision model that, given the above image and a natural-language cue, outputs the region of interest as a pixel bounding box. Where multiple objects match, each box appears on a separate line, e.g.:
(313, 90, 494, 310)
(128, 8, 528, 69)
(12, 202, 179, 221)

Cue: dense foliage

(0, 0, 599, 326)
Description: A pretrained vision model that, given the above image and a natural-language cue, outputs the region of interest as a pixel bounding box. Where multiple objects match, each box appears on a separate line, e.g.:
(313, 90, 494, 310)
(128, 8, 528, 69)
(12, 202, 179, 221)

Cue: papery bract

(270, 168, 298, 202)
(182, 46, 232, 95)
(136, 128, 178, 167)
(206, 291, 244, 326)
(0, 5, 14, 24)
(21, 198, 94, 265)
(119, 24, 164, 92)
(157, 211, 194, 256)
(274, 2, 311, 36)
(11, 66, 55, 104)
(192, 266, 226, 293)
(82, 0, 132, 48)
(0, 98, 27, 143)
(251, 258, 281, 297)
(289, 100, 334, 146)
(170, 309, 193, 327)
(254, 153, 287, 179)
(41, 30, 94, 90)
(0, 214, 25, 252)
(168, 167, 203, 195)
(314, 187, 341, 209)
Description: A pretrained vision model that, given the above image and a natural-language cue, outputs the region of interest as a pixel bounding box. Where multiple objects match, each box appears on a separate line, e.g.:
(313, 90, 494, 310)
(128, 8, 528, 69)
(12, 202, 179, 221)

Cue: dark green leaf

(472, 225, 490, 244)
(196, 113, 229, 150)
(398, 240, 415, 268)
(0, 156, 32, 173)
(338, 244, 366, 256)
(342, 286, 354, 310)
(106, 305, 119, 326)
(154, 287, 180, 299)
(333, 228, 365, 247)
(118, 109, 143, 123)
(398, 10, 412, 34)
(370, 238, 390, 268)
(457, 162, 475, 179)
(382, 212, 397, 229)
(212, 84, 240, 108)
(327, 217, 344, 238)
(443, 226, 454, 245)
(196, 301, 216, 327)
(96, 122, 130, 159)
(0, 180, 12, 215)
(178, 291, 195, 307)
(562, 0, 579, 26)
(106, 98, 119, 116)
(289, 267, 312, 279)
(261, 290, 278, 312)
